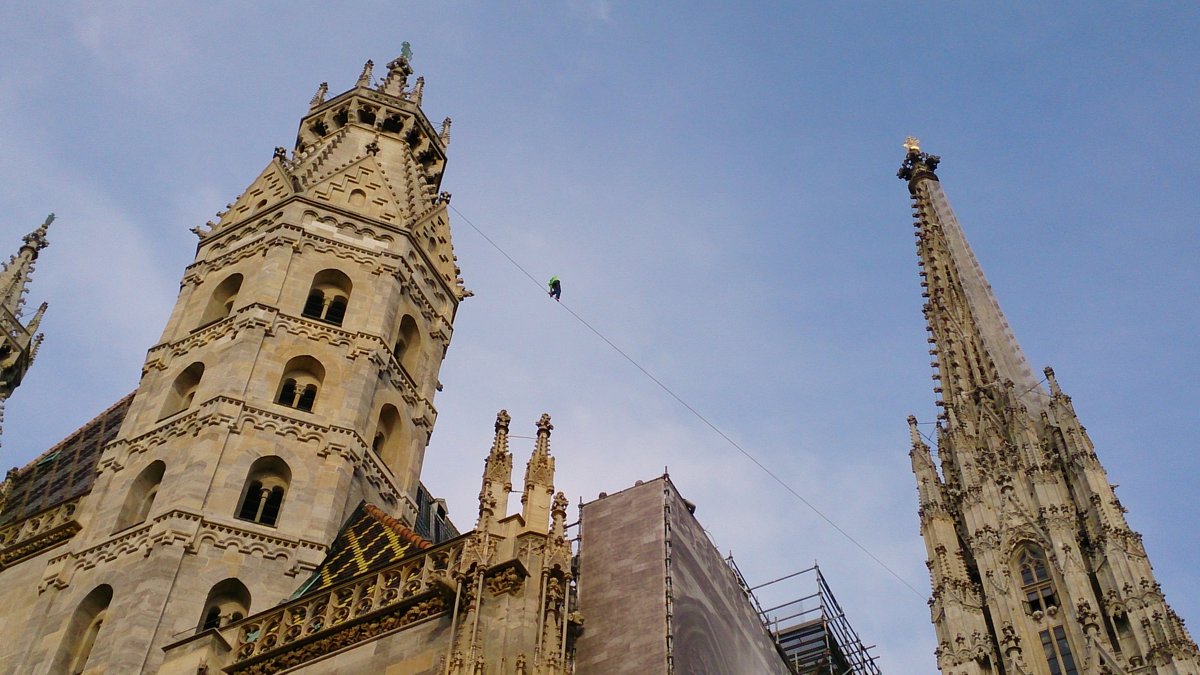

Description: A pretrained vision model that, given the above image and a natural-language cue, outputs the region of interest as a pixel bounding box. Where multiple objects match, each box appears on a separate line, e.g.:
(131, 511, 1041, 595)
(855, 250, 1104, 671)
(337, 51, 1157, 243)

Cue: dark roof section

(1, 393, 134, 525)
(294, 501, 434, 597)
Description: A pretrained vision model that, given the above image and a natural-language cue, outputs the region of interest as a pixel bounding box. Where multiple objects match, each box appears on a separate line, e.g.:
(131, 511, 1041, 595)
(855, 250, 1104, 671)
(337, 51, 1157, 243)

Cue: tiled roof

(0, 394, 134, 526)
(296, 501, 434, 596)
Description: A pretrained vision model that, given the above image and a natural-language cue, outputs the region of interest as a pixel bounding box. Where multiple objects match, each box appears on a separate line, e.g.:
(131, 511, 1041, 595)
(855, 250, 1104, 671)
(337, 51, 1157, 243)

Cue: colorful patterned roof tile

(296, 501, 434, 596)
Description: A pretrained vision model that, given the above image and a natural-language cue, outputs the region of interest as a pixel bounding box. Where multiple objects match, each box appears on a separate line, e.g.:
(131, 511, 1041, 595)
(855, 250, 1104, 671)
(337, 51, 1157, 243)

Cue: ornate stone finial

(408, 76, 425, 105)
(309, 82, 328, 109)
(273, 146, 288, 161)
(1044, 366, 1063, 397)
(908, 415, 924, 447)
(401, 41, 413, 61)
(364, 140, 380, 156)
(356, 60, 374, 88)
(495, 409, 511, 433)
(434, 191, 452, 206)
(536, 413, 553, 438)
(380, 53, 414, 96)
(897, 137, 941, 186)
(439, 117, 452, 146)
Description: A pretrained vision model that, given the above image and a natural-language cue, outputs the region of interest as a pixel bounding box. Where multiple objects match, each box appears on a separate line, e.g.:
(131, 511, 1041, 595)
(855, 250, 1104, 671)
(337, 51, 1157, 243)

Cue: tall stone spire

(0, 213, 53, 411)
(902, 141, 1199, 674)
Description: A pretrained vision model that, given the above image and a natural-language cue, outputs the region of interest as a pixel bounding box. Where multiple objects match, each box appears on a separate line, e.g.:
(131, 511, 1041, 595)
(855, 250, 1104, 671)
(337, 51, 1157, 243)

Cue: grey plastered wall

(574, 480, 669, 674)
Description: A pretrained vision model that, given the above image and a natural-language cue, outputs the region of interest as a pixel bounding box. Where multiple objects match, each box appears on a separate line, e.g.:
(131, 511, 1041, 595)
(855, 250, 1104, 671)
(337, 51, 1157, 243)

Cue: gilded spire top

(897, 137, 940, 187)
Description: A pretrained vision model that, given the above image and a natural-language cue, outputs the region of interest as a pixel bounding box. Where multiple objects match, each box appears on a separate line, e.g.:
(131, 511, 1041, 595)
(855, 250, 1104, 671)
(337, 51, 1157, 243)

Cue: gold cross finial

(903, 136, 921, 153)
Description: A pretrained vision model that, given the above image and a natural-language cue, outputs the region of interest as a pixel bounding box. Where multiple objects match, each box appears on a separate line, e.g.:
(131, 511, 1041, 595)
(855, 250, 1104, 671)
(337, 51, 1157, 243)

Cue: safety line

(449, 204, 926, 601)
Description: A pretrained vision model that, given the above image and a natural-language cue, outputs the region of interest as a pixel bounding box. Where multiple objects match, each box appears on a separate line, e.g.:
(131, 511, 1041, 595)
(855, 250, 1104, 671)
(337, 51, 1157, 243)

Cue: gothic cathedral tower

(2, 54, 466, 674)
(900, 140, 1199, 675)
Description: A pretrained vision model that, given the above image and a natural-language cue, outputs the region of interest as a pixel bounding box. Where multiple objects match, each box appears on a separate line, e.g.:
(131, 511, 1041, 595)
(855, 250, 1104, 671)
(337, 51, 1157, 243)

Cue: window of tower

(332, 107, 349, 129)
(275, 356, 325, 413)
(160, 362, 205, 419)
(235, 456, 291, 527)
(113, 460, 165, 533)
(372, 404, 408, 470)
(1016, 544, 1059, 614)
(310, 120, 329, 137)
(197, 579, 251, 632)
(301, 269, 353, 326)
(357, 105, 377, 126)
(394, 314, 421, 374)
(1039, 626, 1078, 675)
(56, 584, 112, 675)
(198, 273, 243, 327)
(382, 114, 403, 134)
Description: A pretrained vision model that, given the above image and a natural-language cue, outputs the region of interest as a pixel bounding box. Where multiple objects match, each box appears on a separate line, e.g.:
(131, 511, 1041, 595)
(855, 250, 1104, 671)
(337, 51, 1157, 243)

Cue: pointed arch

(197, 578, 252, 631)
(113, 460, 165, 533)
(160, 362, 205, 419)
(1014, 542, 1059, 614)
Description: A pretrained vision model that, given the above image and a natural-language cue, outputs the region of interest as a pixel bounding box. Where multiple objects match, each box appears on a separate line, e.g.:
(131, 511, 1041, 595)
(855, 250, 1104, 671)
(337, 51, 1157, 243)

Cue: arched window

(1017, 543, 1059, 613)
(198, 273, 243, 326)
(394, 314, 420, 374)
(160, 362, 205, 419)
(197, 578, 251, 631)
(56, 584, 112, 675)
(301, 269, 352, 326)
(113, 460, 165, 533)
(275, 356, 325, 413)
(236, 456, 291, 527)
(371, 404, 409, 470)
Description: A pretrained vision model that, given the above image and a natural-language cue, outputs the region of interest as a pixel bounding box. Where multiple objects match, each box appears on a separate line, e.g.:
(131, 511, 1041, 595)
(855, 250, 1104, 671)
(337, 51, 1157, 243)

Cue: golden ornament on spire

(903, 136, 921, 153)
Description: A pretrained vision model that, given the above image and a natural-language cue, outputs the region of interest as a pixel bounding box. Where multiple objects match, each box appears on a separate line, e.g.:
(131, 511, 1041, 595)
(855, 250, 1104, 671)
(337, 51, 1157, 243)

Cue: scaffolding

(731, 560, 882, 675)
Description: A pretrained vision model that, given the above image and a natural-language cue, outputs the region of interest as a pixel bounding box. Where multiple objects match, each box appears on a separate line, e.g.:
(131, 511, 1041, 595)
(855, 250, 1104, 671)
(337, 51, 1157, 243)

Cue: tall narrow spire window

(235, 457, 291, 527)
(160, 362, 205, 419)
(301, 269, 352, 326)
(275, 356, 325, 413)
(1039, 626, 1078, 675)
(1016, 544, 1058, 614)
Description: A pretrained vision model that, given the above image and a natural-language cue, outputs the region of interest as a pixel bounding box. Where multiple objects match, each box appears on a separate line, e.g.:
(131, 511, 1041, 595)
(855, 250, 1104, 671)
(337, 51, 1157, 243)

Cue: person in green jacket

(548, 275, 561, 301)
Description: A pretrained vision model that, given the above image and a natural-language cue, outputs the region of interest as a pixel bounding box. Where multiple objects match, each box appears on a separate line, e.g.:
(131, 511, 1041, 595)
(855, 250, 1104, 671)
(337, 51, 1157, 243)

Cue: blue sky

(1, 3, 1198, 671)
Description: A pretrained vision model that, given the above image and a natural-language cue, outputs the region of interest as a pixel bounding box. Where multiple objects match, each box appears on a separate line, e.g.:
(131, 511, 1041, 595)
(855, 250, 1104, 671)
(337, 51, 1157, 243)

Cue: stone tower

(0, 54, 467, 674)
(0, 214, 52, 446)
(900, 139, 1199, 674)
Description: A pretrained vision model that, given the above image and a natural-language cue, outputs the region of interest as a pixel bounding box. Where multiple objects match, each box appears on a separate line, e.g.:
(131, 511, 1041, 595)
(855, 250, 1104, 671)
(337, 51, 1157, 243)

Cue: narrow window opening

(382, 115, 402, 134)
(235, 457, 290, 528)
(275, 356, 324, 414)
(301, 270, 352, 326)
(197, 579, 252, 633)
(1017, 544, 1058, 613)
